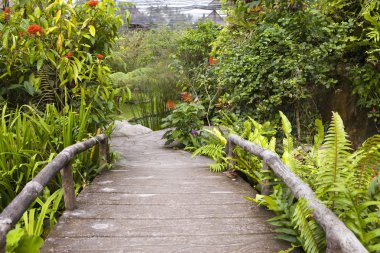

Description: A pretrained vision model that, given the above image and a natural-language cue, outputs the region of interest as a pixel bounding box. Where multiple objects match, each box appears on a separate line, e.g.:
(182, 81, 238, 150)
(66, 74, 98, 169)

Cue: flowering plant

(161, 101, 205, 146)
(0, 0, 127, 121)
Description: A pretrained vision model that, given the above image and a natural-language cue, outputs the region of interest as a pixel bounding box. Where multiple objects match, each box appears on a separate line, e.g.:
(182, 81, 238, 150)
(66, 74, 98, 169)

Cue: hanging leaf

(89, 25, 96, 37)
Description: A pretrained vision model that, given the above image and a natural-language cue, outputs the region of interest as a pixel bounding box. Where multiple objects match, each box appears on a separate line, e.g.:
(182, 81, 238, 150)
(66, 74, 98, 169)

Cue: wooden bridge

(0, 128, 368, 252)
(40, 130, 289, 252)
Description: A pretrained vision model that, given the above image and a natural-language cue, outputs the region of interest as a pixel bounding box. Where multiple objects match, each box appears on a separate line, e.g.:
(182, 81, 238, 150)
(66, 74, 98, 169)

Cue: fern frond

(353, 134, 380, 192)
(192, 143, 225, 161)
(203, 128, 227, 146)
(292, 198, 326, 253)
(279, 111, 292, 138)
(313, 119, 324, 153)
(209, 161, 228, 172)
(33, 67, 56, 110)
(316, 112, 352, 203)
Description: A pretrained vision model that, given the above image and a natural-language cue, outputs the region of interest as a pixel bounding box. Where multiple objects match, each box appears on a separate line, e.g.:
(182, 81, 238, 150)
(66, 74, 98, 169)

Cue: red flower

(166, 100, 176, 110)
(96, 54, 104, 60)
(65, 52, 74, 59)
(3, 7, 10, 20)
(209, 56, 218, 65)
(27, 24, 44, 35)
(87, 0, 98, 7)
(180, 92, 193, 102)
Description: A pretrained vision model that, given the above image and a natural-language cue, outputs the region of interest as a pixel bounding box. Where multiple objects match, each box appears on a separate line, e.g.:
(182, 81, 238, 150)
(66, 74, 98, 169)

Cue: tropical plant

(196, 110, 380, 252)
(0, 0, 126, 117)
(162, 100, 206, 147)
(191, 128, 228, 172)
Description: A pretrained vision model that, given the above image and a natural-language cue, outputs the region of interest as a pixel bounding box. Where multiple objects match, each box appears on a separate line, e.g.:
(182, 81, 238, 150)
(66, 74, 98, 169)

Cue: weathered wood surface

(227, 134, 368, 253)
(0, 134, 107, 252)
(41, 130, 290, 252)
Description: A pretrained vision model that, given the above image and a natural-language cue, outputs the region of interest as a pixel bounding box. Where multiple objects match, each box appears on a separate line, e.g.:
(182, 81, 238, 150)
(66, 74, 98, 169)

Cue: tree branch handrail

(226, 134, 368, 253)
(0, 134, 109, 252)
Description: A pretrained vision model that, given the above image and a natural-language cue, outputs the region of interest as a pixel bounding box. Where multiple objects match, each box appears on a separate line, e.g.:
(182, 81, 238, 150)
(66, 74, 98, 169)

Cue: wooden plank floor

(41, 130, 290, 252)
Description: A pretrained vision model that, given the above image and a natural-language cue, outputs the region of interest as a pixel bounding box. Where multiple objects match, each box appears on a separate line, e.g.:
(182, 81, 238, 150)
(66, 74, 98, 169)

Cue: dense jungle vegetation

(0, 0, 128, 251)
(0, 0, 380, 252)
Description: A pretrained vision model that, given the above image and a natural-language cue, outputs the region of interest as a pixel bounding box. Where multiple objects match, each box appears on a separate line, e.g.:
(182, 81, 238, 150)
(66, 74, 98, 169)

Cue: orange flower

(65, 52, 74, 59)
(209, 56, 218, 65)
(27, 24, 44, 35)
(87, 0, 98, 7)
(180, 92, 192, 102)
(96, 54, 104, 59)
(3, 7, 10, 20)
(166, 100, 176, 110)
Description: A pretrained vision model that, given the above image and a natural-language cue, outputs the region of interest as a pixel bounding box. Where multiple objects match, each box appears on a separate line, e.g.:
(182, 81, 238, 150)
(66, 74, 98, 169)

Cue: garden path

(41, 130, 289, 252)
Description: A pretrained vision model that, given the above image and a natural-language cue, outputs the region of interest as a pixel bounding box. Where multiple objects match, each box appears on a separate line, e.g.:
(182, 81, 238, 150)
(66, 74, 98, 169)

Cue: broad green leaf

(15, 235, 43, 253)
(89, 25, 96, 37)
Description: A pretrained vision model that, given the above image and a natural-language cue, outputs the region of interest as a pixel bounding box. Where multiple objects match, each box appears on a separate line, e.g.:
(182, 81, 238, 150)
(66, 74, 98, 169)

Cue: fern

(191, 128, 228, 172)
(292, 198, 326, 253)
(279, 112, 299, 172)
(33, 67, 57, 110)
(332, 185, 380, 251)
(315, 112, 352, 205)
(192, 143, 225, 161)
(249, 185, 301, 245)
(353, 135, 380, 193)
(209, 161, 228, 172)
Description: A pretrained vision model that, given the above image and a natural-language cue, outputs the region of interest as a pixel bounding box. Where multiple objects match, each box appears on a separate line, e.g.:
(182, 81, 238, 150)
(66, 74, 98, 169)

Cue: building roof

(206, 10, 224, 25)
(208, 0, 222, 9)
(120, 4, 150, 27)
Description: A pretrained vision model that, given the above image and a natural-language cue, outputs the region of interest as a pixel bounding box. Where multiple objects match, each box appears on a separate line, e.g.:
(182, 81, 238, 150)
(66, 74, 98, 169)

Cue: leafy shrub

(162, 101, 206, 147)
(213, 8, 351, 122)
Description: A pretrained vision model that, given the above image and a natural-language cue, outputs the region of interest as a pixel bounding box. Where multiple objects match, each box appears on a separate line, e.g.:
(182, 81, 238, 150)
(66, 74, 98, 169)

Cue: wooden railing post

(261, 162, 271, 195)
(99, 138, 109, 166)
(226, 138, 236, 171)
(60, 162, 76, 210)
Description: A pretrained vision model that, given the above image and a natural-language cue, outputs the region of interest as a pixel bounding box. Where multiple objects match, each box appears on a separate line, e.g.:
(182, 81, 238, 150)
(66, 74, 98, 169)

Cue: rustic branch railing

(0, 134, 109, 252)
(226, 134, 368, 253)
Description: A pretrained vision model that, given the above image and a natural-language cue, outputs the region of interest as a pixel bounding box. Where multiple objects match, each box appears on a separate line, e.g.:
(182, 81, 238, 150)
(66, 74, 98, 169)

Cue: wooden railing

(0, 134, 109, 252)
(226, 134, 368, 253)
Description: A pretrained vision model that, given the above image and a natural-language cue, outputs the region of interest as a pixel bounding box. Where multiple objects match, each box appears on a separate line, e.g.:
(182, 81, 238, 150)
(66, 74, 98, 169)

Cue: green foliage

(162, 102, 206, 146)
(212, 8, 351, 123)
(292, 198, 326, 253)
(110, 29, 181, 130)
(176, 20, 221, 71)
(109, 28, 181, 73)
(198, 110, 380, 252)
(315, 112, 352, 204)
(191, 128, 228, 172)
(6, 188, 63, 253)
(0, 0, 126, 118)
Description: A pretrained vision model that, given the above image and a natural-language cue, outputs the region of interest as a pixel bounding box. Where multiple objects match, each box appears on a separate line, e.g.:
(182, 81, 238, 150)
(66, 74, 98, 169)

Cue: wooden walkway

(41, 130, 289, 252)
